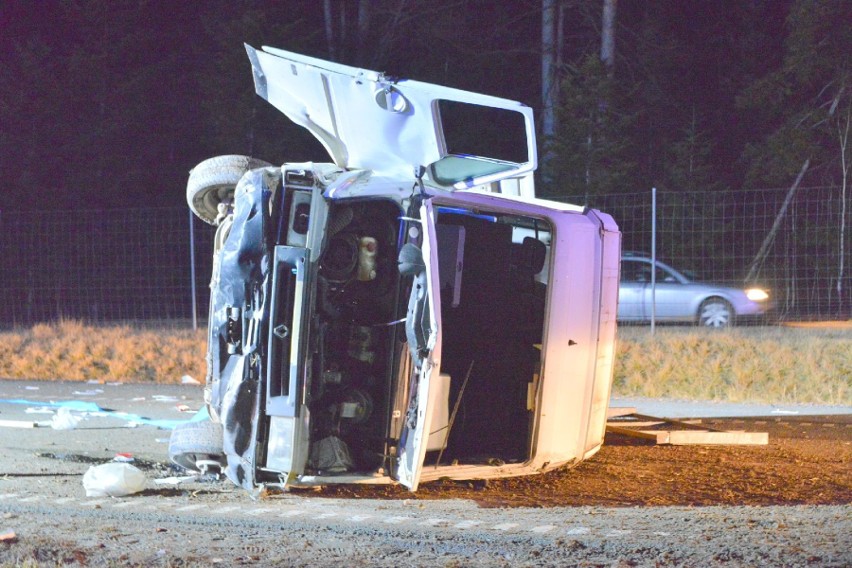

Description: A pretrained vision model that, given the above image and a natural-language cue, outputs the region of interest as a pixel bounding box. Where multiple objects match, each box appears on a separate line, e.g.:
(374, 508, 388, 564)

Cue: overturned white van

(171, 45, 621, 493)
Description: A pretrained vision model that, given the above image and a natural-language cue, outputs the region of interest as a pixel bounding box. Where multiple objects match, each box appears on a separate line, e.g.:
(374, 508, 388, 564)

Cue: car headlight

(745, 288, 769, 302)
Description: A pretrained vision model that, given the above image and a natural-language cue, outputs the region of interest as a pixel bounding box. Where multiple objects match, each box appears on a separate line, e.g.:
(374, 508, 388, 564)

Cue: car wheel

(168, 420, 224, 473)
(698, 298, 734, 328)
(187, 155, 272, 225)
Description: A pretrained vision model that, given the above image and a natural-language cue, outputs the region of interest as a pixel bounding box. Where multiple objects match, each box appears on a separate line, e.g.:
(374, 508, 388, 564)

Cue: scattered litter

(175, 404, 194, 413)
(72, 389, 103, 396)
(24, 407, 54, 415)
(24, 386, 39, 391)
(0, 419, 36, 429)
(51, 407, 82, 430)
(125, 422, 141, 428)
(82, 463, 147, 497)
(131, 397, 146, 402)
(0, 529, 17, 543)
(181, 375, 201, 385)
(772, 409, 800, 415)
(86, 379, 102, 385)
(152, 395, 178, 402)
(1, 399, 210, 430)
(113, 453, 135, 463)
(154, 474, 199, 486)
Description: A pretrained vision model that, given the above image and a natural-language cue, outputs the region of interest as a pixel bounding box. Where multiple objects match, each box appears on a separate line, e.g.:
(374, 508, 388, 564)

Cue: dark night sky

(1, 0, 835, 212)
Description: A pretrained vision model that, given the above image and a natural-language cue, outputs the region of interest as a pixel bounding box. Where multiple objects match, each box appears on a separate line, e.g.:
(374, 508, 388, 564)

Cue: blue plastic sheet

(0, 398, 209, 429)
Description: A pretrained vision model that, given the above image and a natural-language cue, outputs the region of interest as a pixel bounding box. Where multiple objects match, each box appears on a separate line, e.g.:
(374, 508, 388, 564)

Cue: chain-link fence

(1, 186, 848, 328)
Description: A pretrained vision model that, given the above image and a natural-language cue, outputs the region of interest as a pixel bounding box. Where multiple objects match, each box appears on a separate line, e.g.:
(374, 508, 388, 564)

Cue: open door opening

(425, 206, 551, 467)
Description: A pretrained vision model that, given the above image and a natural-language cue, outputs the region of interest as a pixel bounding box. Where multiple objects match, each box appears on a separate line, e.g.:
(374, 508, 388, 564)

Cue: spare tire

(187, 155, 273, 225)
(168, 420, 225, 472)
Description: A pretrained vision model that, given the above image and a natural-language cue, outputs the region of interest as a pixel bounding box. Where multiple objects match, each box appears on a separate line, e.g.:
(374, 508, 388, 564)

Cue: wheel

(168, 420, 224, 473)
(187, 155, 272, 225)
(698, 298, 734, 328)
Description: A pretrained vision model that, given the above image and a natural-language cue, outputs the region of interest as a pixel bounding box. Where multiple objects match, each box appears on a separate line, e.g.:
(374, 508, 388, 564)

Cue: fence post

(189, 209, 198, 331)
(651, 187, 657, 335)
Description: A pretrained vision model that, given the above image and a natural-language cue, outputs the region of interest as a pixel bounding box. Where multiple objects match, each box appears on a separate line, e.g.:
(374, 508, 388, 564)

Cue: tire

(698, 298, 734, 328)
(168, 420, 225, 472)
(187, 155, 272, 225)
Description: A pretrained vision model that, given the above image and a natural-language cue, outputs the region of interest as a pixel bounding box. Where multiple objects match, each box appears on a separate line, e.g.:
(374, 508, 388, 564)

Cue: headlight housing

(745, 288, 769, 302)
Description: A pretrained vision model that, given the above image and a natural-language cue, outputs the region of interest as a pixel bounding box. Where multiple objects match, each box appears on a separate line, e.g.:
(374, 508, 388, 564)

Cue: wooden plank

(665, 430, 768, 446)
(0, 419, 37, 429)
(607, 407, 637, 418)
(605, 413, 769, 446)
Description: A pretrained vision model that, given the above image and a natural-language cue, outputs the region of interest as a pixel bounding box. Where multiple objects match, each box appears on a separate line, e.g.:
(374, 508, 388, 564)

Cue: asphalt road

(0, 379, 849, 567)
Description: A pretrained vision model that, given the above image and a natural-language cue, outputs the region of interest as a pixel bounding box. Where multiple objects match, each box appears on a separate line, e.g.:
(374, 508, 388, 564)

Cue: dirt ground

(315, 415, 852, 507)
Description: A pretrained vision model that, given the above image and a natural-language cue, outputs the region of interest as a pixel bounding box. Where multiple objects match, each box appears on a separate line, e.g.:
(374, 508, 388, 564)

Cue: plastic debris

(153, 474, 199, 486)
(24, 407, 54, 414)
(82, 463, 147, 497)
(0, 530, 17, 543)
(72, 389, 103, 396)
(24, 386, 39, 390)
(113, 453, 135, 463)
(51, 407, 82, 430)
(175, 404, 194, 413)
(181, 375, 201, 385)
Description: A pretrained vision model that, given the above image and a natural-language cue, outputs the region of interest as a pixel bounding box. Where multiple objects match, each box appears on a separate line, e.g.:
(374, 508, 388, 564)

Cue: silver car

(618, 254, 772, 327)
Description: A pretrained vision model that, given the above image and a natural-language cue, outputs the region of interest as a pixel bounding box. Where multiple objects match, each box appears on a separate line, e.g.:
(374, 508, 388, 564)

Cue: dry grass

(615, 326, 851, 405)
(0, 321, 849, 405)
(0, 320, 206, 384)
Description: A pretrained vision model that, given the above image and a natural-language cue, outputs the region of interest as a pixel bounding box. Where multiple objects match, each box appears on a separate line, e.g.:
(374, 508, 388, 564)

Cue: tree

(738, 0, 851, 311)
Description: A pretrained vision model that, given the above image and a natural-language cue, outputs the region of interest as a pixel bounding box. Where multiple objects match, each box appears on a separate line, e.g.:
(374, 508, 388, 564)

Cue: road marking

(492, 523, 519, 531)
(454, 520, 481, 529)
(17, 496, 42, 503)
(110, 501, 136, 509)
(347, 514, 372, 522)
(605, 529, 632, 537)
(211, 505, 242, 515)
(565, 527, 590, 535)
(316, 512, 338, 519)
(383, 516, 414, 524)
(175, 504, 207, 512)
(530, 525, 554, 534)
(244, 507, 276, 517)
(278, 510, 303, 518)
(54, 497, 77, 505)
(419, 518, 449, 527)
(0, 494, 19, 501)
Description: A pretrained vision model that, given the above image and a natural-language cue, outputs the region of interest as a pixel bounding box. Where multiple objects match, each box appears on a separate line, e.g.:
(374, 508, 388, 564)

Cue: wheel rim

(700, 301, 731, 327)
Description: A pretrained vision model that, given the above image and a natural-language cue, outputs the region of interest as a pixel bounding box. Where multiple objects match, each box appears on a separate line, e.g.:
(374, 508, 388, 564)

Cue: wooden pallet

(605, 409, 769, 446)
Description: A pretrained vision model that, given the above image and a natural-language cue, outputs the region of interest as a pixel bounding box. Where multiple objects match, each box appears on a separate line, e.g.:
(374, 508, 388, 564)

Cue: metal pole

(189, 209, 198, 331)
(651, 187, 657, 335)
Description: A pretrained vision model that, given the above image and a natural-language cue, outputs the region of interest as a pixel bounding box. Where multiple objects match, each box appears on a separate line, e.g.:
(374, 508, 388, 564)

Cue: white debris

(51, 407, 82, 430)
(82, 463, 147, 497)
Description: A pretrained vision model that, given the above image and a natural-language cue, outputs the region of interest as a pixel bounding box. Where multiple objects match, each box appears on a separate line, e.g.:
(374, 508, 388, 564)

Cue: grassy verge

(0, 321, 849, 405)
(615, 326, 850, 405)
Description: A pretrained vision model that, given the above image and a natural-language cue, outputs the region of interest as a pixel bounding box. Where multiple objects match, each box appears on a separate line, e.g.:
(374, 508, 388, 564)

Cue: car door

(618, 259, 649, 321)
(393, 199, 442, 491)
(244, 44, 536, 193)
(642, 264, 691, 321)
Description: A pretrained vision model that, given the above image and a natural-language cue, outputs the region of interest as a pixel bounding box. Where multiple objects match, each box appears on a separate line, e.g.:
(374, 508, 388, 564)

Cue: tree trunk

(323, 0, 336, 61)
(541, 0, 559, 184)
(601, 0, 617, 73)
(746, 159, 811, 283)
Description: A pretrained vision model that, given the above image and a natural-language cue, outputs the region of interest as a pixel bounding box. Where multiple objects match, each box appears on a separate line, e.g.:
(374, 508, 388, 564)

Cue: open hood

(245, 45, 537, 191)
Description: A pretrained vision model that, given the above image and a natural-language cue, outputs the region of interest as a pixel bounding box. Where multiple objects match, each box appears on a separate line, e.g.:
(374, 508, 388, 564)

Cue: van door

(394, 199, 443, 490)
